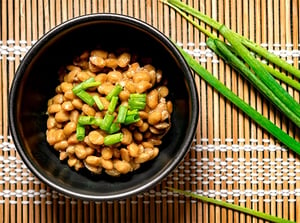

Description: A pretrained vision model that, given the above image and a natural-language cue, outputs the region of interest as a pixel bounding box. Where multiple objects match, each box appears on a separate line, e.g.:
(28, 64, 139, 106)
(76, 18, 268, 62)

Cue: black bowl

(9, 14, 199, 201)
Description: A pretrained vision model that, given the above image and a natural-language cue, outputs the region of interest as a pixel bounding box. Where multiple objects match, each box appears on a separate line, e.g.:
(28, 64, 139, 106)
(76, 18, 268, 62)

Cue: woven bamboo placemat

(1, 0, 300, 222)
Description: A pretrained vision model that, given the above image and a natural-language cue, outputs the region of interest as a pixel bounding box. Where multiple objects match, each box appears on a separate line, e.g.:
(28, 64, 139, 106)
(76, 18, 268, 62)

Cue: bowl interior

(9, 14, 198, 200)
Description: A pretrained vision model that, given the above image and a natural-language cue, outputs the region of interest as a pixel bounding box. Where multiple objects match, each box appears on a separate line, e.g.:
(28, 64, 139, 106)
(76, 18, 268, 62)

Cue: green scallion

(124, 109, 140, 125)
(93, 117, 103, 127)
(176, 45, 300, 155)
(72, 77, 100, 94)
(75, 90, 95, 106)
(106, 84, 123, 101)
(166, 1, 300, 91)
(99, 113, 115, 131)
(208, 38, 300, 128)
(116, 105, 128, 123)
(93, 95, 105, 111)
(219, 25, 300, 118)
(78, 115, 95, 125)
(103, 133, 123, 146)
(128, 93, 146, 110)
(107, 96, 118, 114)
(165, 0, 300, 79)
(167, 187, 294, 223)
(107, 122, 121, 134)
(76, 124, 85, 141)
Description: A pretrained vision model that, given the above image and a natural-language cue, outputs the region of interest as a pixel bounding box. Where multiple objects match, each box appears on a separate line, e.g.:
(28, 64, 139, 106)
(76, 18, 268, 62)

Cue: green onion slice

(76, 124, 85, 141)
(107, 96, 118, 114)
(93, 95, 105, 111)
(103, 133, 123, 146)
(99, 113, 115, 131)
(106, 84, 123, 101)
(116, 105, 128, 123)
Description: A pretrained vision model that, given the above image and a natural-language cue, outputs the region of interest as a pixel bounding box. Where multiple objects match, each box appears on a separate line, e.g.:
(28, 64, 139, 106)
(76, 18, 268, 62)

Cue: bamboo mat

(1, 0, 300, 222)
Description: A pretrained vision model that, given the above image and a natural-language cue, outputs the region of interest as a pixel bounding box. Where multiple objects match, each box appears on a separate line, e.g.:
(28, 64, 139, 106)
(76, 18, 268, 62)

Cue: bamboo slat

(1, 0, 300, 222)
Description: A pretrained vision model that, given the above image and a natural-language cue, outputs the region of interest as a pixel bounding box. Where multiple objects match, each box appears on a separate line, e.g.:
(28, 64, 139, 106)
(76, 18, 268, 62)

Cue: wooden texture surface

(1, 0, 300, 222)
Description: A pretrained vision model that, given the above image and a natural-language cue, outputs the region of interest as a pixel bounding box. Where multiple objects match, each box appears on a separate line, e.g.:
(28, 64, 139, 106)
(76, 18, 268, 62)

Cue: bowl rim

(9, 13, 199, 201)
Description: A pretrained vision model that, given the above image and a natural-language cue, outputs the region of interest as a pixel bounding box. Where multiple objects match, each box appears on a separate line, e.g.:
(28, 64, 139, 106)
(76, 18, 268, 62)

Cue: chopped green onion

(76, 124, 85, 141)
(129, 93, 146, 102)
(106, 84, 123, 101)
(116, 105, 128, 123)
(99, 113, 115, 131)
(103, 133, 123, 146)
(72, 77, 100, 94)
(78, 115, 95, 125)
(124, 110, 140, 125)
(93, 95, 104, 111)
(75, 90, 95, 106)
(128, 100, 146, 110)
(128, 93, 146, 110)
(124, 114, 140, 125)
(107, 122, 121, 134)
(126, 109, 139, 116)
(93, 117, 103, 127)
(107, 96, 118, 114)
(82, 81, 101, 90)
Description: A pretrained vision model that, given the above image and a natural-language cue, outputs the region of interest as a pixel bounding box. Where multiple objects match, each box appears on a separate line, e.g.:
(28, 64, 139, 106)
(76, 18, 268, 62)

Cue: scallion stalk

(260, 62, 300, 91)
(176, 45, 300, 155)
(166, 1, 300, 91)
(103, 133, 123, 146)
(167, 188, 295, 223)
(208, 38, 300, 128)
(219, 25, 300, 118)
(166, 0, 300, 79)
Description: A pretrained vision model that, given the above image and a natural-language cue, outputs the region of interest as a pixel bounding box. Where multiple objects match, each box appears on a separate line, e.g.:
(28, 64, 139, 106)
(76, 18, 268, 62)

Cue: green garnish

(93, 95, 105, 111)
(103, 133, 123, 146)
(75, 90, 95, 106)
(72, 78, 100, 106)
(107, 96, 118, 114)
(128, 93, 146, 110)
(107, 122, 121, 134)
(124, 109, 140, 125)
(99, 113, 115, 131)
(116, 105, 128, 123)
(76, 124, 85, 141)
(78, 115, 95, 125)
(72, 77, 101, 94)
(106, 84, 123, 101)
